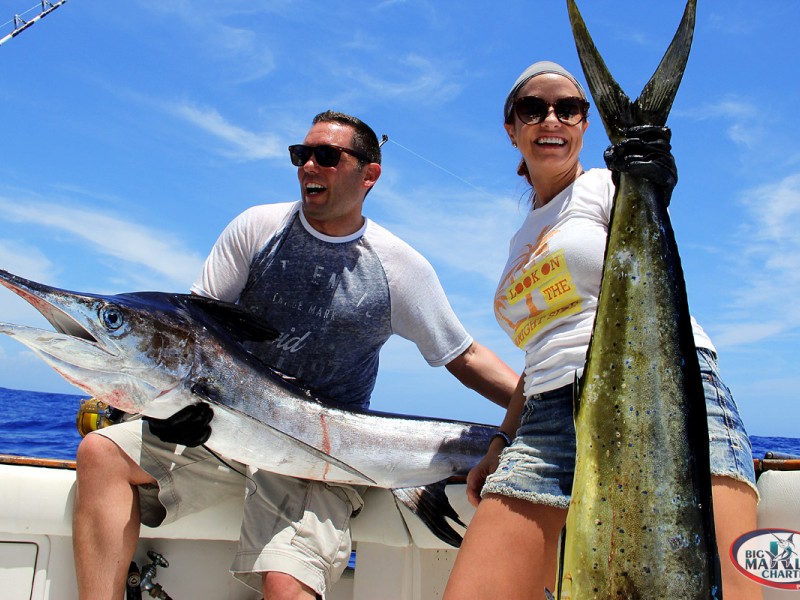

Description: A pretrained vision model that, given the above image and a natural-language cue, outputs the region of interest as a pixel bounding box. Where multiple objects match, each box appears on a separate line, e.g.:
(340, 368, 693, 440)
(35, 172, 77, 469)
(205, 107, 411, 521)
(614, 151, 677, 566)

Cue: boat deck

(1, 455, 798, 599)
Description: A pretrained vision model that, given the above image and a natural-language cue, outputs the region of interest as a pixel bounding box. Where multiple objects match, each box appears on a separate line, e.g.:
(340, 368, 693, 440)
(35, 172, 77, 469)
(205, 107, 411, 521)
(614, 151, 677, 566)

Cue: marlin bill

(0, 269, 490, 546)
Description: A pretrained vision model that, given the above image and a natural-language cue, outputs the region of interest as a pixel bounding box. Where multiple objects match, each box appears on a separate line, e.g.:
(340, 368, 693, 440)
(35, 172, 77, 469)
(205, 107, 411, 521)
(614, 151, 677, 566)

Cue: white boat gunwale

(1, 453, 798, 600)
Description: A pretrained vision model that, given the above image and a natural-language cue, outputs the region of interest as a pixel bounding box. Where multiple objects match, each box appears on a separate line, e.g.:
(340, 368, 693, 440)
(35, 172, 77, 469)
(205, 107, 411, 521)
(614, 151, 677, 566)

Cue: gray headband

(504, 60, 587, 121)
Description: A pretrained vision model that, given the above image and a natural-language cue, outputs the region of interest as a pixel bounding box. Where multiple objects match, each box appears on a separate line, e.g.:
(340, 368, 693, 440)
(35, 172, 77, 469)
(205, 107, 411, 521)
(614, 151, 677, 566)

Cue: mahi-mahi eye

(101, 306, 125, 330)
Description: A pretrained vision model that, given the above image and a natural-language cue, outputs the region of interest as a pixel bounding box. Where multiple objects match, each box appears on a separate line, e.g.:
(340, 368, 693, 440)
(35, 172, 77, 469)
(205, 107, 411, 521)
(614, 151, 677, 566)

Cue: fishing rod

(0, 0, 68, 47)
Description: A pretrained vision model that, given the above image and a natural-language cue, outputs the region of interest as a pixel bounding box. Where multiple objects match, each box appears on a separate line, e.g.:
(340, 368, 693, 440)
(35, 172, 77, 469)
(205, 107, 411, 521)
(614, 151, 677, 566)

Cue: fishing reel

(126, 550, 174, 600)
(75, 397, 126, 437)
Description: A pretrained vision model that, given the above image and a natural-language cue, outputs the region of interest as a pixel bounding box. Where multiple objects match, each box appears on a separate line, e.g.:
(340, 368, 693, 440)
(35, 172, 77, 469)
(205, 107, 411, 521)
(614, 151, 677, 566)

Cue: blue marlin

(0, 268, 488, 546)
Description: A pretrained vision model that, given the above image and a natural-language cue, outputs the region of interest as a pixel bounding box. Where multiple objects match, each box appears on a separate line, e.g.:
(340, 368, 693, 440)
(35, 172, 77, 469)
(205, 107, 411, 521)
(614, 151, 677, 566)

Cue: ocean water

(0, 386, 799, 460)
(0, 387, 85, 459)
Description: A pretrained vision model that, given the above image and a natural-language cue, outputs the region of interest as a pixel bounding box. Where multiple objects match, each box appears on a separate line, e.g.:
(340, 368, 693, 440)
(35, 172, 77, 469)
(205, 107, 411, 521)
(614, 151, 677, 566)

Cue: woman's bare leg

(444, 494, 567, 600)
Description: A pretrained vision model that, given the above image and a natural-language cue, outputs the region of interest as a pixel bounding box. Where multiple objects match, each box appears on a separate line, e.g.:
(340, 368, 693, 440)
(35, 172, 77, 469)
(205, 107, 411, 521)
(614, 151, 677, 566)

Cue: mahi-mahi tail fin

(391, 481, 466, 548)
(637, 0, 697, 123)
(566, 0, 631, 141)
(567, 0, 697, 139)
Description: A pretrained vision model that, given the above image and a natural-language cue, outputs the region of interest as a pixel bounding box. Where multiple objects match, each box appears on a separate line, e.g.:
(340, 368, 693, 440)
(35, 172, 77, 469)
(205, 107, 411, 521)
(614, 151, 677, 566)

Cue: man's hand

(144, 403, 213, 447)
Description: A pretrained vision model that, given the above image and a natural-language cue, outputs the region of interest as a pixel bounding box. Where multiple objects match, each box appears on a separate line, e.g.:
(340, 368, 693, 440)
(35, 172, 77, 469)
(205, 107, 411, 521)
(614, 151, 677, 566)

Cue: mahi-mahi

(551, 0, 721, 598)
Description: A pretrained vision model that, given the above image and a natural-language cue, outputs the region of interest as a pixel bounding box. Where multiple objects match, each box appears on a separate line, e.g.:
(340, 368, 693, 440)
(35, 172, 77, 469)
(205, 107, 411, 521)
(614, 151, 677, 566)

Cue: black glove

(604, 125, 677, 202)
(144, 403, 213, 447)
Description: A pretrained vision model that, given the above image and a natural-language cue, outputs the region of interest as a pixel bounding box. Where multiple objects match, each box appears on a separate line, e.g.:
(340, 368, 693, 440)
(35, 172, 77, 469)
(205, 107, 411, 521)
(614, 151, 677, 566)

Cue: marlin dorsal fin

(186, 295, 279, 343)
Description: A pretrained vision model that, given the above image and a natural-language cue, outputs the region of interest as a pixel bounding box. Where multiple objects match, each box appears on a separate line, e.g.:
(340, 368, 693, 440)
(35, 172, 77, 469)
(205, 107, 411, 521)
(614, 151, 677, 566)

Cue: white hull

(1, 455, 797, 599)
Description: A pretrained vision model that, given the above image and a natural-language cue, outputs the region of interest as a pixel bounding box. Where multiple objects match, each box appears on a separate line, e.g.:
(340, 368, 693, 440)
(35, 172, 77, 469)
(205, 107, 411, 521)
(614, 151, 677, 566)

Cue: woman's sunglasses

(288, 144, 370, 168)
(511, 96, 590, 126)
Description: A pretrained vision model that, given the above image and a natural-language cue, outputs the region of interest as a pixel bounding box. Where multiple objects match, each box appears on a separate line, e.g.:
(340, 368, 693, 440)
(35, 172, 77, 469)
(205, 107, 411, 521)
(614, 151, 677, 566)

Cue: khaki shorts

(94, 419, 364, 597)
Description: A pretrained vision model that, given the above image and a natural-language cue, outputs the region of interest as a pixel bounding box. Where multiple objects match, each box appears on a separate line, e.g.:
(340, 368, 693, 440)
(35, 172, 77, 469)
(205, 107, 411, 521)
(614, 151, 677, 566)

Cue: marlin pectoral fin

(392, 481, 466, 548)
(271, 428, 377, 485)
(568, 0, 697, 137)
(185, 295, 279, 343)
(190, 384, 377, 485)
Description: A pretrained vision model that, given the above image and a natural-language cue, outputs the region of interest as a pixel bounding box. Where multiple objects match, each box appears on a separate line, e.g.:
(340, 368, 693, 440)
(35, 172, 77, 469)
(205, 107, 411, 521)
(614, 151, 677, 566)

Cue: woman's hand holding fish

(603, 125, 678, 201)
(465, 439, 507, 507)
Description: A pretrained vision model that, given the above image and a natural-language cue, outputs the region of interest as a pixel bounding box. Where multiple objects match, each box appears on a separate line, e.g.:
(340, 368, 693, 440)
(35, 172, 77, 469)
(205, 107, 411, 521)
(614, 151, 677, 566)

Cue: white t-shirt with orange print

(494, 168, 714, 397)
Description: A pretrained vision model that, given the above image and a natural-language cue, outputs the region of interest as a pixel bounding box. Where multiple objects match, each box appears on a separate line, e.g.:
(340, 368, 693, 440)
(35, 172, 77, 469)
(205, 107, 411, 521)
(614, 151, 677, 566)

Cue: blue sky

(0, 1, 797, 438)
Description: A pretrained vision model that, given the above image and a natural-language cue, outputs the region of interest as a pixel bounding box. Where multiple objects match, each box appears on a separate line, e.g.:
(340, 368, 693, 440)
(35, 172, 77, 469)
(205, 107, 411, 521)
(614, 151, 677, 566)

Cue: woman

(443, 61, 761, 600)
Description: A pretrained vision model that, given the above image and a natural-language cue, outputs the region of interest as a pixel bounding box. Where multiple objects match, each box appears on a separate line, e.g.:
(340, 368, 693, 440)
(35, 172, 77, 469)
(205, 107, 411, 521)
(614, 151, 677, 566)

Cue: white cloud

(712, 99, 757, 121)
(711, 321, 787, 348)
(708, 13, 754, 35)
(135, 0, 277, 82)
(0, 196, 203, 289)
(171, 102, 284, 160)
(0, 338, 77, 394)
(374, 0, 409, 9)
(746, 174, 800, 242)
(0, 239, 54, 283)
(618, 31, 651, 47)
(679, 98, 762, 149)
(716, 100, 760, 149)
(213, 25, 276, 83)
(338, 54, 463, 103)
(711, 172, 800, 347)
(0, 241, 61, 328)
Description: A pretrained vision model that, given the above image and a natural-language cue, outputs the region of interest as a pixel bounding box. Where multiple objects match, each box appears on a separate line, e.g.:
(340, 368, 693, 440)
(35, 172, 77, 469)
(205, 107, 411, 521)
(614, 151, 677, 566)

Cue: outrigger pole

(0, 0, 68, 47)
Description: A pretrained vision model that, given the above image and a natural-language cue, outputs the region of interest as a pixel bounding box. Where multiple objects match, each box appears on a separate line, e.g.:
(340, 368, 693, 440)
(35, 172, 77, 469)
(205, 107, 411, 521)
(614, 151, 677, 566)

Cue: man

(72, 111, 518, 599)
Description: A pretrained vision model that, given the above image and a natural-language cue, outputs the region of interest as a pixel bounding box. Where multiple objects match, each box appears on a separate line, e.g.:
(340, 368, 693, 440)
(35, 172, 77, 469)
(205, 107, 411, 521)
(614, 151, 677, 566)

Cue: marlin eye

(101, 307, 124, 330)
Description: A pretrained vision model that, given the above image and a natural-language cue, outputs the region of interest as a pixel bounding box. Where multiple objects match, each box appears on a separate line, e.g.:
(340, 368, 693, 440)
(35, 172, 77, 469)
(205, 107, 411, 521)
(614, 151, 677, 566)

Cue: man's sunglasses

(511, 96, 590, 126)
(288, 144, 371, 168)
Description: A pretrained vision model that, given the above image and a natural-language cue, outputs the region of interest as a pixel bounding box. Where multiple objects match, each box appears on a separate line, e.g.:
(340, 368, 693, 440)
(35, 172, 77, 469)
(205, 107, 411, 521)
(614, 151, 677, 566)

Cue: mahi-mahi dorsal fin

(567, 0, 697, 141)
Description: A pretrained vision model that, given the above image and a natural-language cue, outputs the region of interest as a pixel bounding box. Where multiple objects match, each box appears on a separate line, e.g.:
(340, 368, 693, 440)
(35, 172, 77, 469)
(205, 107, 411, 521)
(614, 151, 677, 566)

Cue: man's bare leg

(262, 571, 318, 600)
(73, 433, 156, 600)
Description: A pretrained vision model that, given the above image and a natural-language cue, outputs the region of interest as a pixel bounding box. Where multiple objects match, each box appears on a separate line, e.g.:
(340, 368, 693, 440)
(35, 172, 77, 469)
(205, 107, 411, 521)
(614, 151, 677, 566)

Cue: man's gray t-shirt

(192, 202, 472, 409)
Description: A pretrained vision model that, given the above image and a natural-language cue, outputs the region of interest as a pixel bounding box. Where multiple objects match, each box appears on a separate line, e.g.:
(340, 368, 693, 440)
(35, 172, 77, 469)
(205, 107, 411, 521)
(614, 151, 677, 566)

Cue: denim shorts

(482, 348, 757, 506)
